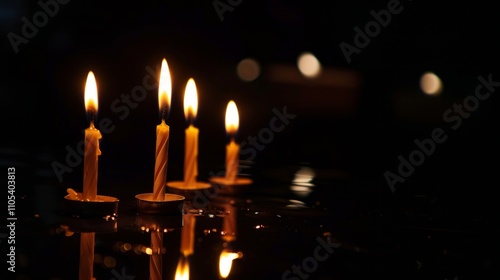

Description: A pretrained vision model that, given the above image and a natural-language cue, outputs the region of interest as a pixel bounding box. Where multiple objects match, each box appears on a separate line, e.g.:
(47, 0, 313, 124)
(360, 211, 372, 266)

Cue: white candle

(225, 101, 239, 182)
(82, 71, 101, 201)
(183, 78, 199, 187)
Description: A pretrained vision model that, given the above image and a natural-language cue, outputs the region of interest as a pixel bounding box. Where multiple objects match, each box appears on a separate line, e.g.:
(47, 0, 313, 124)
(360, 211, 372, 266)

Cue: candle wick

(160, 106, 168, 122)
(87, 109, 96, 125)
(187, 110, 195, 125)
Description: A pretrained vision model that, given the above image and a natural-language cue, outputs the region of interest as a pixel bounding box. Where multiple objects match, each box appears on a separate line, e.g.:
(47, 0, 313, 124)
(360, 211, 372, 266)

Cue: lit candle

(183, 78, 199, 187)
(225, 101, 239, 182)
(83, 71, 102, 201)
(153, 59, 172, 201)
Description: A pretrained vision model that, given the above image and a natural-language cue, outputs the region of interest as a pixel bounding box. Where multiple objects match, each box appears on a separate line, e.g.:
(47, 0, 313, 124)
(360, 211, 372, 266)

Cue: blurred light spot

(144, 247, 153, 255)
(133, 245, 143, 255)
(121, 243, 132, 252)
(297, 52, 322, 78)
(290, 167, 316, 197)
(420, 72, 442, 95)
(103, 256, 116, 268)
(236, 58, 260, 82)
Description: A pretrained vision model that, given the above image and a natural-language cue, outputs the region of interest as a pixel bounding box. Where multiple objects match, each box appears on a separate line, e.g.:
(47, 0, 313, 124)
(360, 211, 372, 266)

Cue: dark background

(1, 0, 499, 279)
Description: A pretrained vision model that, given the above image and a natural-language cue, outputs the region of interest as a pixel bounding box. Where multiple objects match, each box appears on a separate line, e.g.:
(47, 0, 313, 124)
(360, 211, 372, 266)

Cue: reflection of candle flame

(183, 78, 198, 123)
(79, 232, 95, 280)
(225, 100, 239, 137)
(219, 250, 243, 279)
(158, 58, 172, 119)
(175, 255, 189, 280)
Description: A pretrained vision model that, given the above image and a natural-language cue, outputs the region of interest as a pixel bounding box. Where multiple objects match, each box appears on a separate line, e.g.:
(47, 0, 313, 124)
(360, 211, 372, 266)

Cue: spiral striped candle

(149, 231, 163, 280)
(153, 120, 169, 200)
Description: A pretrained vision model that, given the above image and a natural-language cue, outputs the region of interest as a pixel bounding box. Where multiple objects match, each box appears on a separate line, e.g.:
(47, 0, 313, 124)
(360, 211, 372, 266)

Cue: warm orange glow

(225, 100, 239, 136)
(183, 78, 198, 122)
(158, 58, 172, 114)
(236, 58, 260, 82)
(219, 250, 242, 278)
(84, 71, 98, 113)
(420, 71, 442, 95)
(175, 256, 189, 280)
(297, 52, 322, 78)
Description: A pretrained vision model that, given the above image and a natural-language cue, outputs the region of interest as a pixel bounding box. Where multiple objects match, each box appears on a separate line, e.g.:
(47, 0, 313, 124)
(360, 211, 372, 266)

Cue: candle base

(135, 193, 185, 215)
(63, 194, 119, 219)
(209, 176, 253, 195)
(165, 181, 212, 201)
(167, 181, 211, 190)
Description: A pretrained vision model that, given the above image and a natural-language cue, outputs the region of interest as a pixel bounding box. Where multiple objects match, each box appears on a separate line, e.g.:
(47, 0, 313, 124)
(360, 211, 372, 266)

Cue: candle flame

(158, 58, 172, 117)
(175, 256, 189, 280)
(225, 100, 239, 136)
(183, 78, 198, 123)
(84, 71, 98, 114)
(219, 250, 242, 278)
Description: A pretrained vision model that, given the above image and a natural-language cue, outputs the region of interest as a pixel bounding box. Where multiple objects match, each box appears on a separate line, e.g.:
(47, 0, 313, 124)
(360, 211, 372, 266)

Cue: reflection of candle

(79, 232, 95, 280)
(219, 250, 242, 279)
(222, 203, 237, 243)
(153, 59, 172, 201)
(225, 101, 239, 182)
(150, 231, 163, 280)
(183, 79, 199, 187)
(83, 71, 102, 201)
(180, 213, 196, 256)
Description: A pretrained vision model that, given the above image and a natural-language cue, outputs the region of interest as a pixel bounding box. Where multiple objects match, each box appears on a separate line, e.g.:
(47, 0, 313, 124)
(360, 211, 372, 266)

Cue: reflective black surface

(5, 159, 498, 280)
